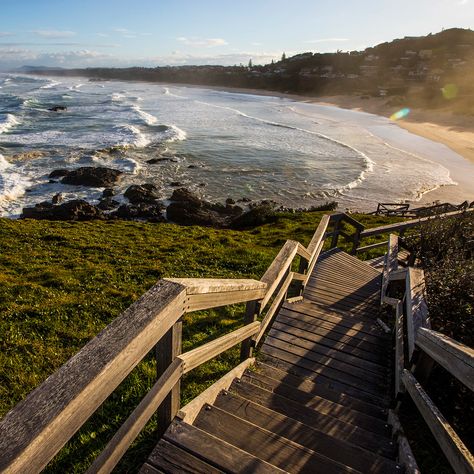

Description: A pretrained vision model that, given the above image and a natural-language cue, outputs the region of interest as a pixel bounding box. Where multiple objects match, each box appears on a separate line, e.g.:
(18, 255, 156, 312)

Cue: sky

(0, 0, 473, 70)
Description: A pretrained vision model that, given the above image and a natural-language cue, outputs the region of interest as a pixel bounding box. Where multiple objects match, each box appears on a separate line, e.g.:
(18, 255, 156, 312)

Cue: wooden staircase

(142, 250, 403, 473)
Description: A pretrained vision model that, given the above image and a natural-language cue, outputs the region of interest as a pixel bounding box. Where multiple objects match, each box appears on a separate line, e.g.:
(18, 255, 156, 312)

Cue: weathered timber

(185, 288, 266, 312)
(87, 358, 183, 474)
(165, 278, 266, 295)
(395, 301, 405, 396)
(253, 271, 294, 345)
(416, 328, 474, 391)
(180, 322, 260, 373)
(381, 234, 398, 305)
(402, 370, 474, 474)
(388, 410, 420, 474)
(406, 267, 430, 359)
(307, 214, 331, 255)
(0, 280, 186, 474)
(177, 358, 255, 424)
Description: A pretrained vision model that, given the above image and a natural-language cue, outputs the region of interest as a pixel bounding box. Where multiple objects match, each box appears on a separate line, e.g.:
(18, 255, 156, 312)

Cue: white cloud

(177, 37, 228, 47)
(97, 33, 109, 38)
(0, 32, 13, 38)
(113, 28, 131, 34)
(458, 0, 469, 4)
(305, 38, 349, 44)
(32, 30, 76, 39)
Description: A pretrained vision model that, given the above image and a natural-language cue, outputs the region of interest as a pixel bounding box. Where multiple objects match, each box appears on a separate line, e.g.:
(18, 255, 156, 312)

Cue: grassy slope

(0, 212, 399, 472)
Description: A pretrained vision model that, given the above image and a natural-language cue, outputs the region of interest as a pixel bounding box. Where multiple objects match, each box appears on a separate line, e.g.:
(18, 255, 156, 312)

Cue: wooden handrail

(416, 328, 474, 392)
(402, 370, 474, 474)
(0, 280, 187, 473)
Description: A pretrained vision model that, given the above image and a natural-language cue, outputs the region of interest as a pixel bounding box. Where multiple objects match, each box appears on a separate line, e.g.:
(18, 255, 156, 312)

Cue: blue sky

(0, 0, 472, 69)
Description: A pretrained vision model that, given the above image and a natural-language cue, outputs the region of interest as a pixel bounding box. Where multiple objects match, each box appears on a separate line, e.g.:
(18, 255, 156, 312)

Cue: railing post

(330, 216, 342, 248)
(350, 229, 361, 255)
(240, 300, 260, 360)
(155, 319, 182, 437)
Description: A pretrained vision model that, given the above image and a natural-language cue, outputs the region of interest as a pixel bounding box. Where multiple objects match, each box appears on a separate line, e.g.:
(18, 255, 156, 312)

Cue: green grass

(0, 212, 401, 472)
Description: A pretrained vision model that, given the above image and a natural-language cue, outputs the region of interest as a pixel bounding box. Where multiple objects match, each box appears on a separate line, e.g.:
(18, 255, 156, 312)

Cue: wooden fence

(381, 234, 474, 474)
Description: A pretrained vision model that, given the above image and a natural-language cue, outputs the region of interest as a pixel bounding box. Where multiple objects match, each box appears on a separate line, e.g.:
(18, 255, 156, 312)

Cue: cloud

(177, 37, 228, 47)
(97, 33, 109, 38)
(0, 42, 118, 48)
(305, 38, 349, 44)
(0, 32, 14, 38)
(458, 0, 469, 4)
(32, 30, 76, 39)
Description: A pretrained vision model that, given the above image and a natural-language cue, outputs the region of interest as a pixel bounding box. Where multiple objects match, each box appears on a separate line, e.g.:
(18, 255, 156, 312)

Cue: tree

(248, 58, 253, 68)
(281, 52, 286, 61)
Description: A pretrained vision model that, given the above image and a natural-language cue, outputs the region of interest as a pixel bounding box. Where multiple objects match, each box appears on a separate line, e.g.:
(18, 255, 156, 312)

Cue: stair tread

(214, 390, 400, 473)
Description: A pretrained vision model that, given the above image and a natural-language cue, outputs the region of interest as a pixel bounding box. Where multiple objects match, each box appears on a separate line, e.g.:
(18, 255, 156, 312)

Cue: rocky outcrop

(112, 202, 165, 222)
(49, 169, 69, 180)
(59, 167, 123, 187)
(21, 200, 103, 221)
(124, 184, 160, 204)
(97, 198, 120, 211)
(48, 106, 67, 112)
(166, 188, 242, 227)
(230, 202, 276, 229)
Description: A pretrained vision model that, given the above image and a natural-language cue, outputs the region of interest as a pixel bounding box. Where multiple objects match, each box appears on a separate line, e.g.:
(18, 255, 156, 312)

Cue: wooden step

(229, 380, 394, 456)
(162, 420, 287, 474)
(248, 362, 388, 418)
(194, 403, 358, 474)
(259, 353, 390, 406)
(234, 377, 391, 436)
(144, 438, 224, 474)
(214, 390, 401, 473)
(260, 344, 389, 400)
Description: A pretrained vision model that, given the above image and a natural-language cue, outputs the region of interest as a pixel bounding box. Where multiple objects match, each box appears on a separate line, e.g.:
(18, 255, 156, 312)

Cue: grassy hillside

(0, 212, 399, 472)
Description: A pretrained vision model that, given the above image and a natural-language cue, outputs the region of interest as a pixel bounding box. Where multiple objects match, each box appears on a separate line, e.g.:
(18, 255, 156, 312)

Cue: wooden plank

(259, 240, 299, 309)
(87, 358, 183, 474)
(267, 327, 388, 376)
(402, 370, 474, 474)
(155, 320, 182, 438)
(253, 271, 294, 345)
(406, 267, 430, 359)
(260, 343, 388, 397)
(304, 285, 381, 305)
(165, 278, 266, 295)
(381, 234, 398, 305)
(306, 213, 331, 255)
(416, 328, 474, 391)
(317, 249, 382, 274)
(237, 373, 389, 435)
(296, 242, 312, 261)
(139, 463, 164, 474)
(177, 357, 254, 424)
(194, 404, 356, 474)
(356, 240, 389, 253)
(180, 322, 260, 373)
(271, 319, 388, 364)
(215, 392, 400, 474)
(185, 288, 266, 312)
(263, 334, 387, 389)
(230, 380, 394, 456)
(163, 420, 287, 474)
(0, 280, 187, 474)
(388, 410, 420, 474)
(146, 439, 224, 474)
(249, 363, 388, 418)
(258, 353, 390, 407)
(361, 208, 474, 238)
(395, 301, 405, 396)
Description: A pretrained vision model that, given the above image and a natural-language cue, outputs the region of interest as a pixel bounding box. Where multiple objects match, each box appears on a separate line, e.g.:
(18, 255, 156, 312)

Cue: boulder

(21, 199, 103, 221)
(113, 202, 165, 222)
(230, 203, 276, 229)
(49, 169, 70, 179)
(169, 181, 184, 187)
(61, 167, 123, 187)
(52, 193, 63, 204)
(102, 188, 115, 198)
(166, 188, 243, 227)
(124, 184, 160, 204)
(48, 106, 67, 112)
(147, 157, 177, 164)
(97, 198, 120, 211)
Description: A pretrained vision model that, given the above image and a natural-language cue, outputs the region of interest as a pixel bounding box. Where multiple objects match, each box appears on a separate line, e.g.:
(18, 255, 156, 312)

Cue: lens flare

(390, 108, 411, 121)
(441, 83, 458, 100)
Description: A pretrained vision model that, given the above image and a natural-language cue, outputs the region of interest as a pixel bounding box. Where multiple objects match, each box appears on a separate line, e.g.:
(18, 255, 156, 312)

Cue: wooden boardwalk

(143, 249, 401, 473)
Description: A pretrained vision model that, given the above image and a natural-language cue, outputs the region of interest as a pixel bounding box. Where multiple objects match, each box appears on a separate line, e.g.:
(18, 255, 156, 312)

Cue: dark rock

(187, 165, 197, 169)
(170, 181, 184, 187)
(97, 198, 120, 211)
(124, 184, 160, 204)
(226, 198, 235, 205)
(21, 199, 103, 221)
(147, 157, 176, 164)
(48, 106, 67, 112)
(237, 197, 252, 203)
(102, 188, 115, 198)
(61, 167, 123, 187)
(113, 202, 165, 222)
(166, 188, 243, 227)
(52, 193, 63, 204)
(230, 203, 276, 229)
(49, 169, 70, 179)
(198, 183, 206, 187)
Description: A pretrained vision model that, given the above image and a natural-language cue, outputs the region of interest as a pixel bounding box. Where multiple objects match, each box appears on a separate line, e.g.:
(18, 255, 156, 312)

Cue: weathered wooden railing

(327, 207, 474, 256)
(381, 234, 474, 474)
(0, 214, 332, 473)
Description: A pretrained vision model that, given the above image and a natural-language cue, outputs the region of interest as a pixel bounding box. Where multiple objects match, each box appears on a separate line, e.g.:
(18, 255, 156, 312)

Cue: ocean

(0, 73, 460, 217)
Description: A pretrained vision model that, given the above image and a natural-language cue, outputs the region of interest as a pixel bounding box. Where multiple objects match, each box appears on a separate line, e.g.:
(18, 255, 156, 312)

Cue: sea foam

(0, 113, 20, 134)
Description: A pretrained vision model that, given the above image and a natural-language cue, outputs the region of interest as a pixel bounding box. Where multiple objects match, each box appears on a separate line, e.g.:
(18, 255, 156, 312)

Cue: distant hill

(28, 28, 474, 113)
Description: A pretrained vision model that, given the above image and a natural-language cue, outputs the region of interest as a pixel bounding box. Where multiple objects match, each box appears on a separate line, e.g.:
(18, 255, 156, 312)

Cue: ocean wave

(112, 124, 151, 148)
(0, 154, 30, 206)
(40, 80, 62, 89)
(0, 113, 20, 134)
(132, 105, 158, 125)
(151, 124, 187, 143)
